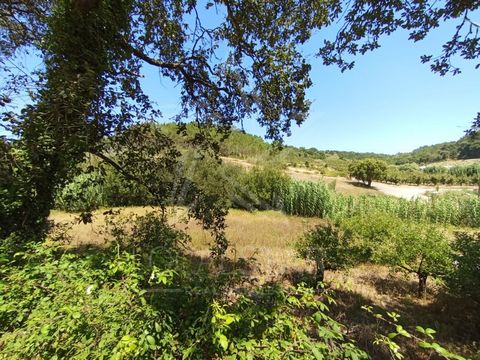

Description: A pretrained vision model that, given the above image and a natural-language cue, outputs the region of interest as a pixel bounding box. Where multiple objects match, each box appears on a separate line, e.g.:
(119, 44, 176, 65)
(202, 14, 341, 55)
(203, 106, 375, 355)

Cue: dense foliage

(348, 159, 388, 187)
(1, 1, 479, 358)
(447, 232, 480, 302)
(0, 212, 369, 359)
(295, 222, 357, 283)
(392, 135, 480, 165)
(342, 215, 453, 298)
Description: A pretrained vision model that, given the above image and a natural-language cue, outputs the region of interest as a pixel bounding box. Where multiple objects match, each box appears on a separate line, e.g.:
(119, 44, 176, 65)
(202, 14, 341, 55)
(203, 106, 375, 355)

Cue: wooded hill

(173, 123, 479, 166)
(392, 135, 480, 164)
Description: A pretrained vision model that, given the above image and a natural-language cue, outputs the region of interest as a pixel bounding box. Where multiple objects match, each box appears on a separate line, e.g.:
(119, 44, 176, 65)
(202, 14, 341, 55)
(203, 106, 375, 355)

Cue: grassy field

(50, 207, 479, 358)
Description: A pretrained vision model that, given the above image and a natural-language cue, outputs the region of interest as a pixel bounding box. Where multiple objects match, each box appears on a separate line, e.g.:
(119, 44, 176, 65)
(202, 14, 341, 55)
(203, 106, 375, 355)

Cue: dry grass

(50, 207, 479, 359)
(51, 207, 322, 280)
(220, 156, 254, 169)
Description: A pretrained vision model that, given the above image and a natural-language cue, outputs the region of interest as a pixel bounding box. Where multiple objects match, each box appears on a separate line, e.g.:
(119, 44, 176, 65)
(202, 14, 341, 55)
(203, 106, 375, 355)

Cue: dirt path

(371, 181, 476, 199)
(370, 181, 431, 199)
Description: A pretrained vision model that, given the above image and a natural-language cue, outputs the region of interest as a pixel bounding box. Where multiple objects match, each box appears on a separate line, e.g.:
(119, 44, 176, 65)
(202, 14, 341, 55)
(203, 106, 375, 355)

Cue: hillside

(392, 134, 480, 164)
(158, 122, 480, 166)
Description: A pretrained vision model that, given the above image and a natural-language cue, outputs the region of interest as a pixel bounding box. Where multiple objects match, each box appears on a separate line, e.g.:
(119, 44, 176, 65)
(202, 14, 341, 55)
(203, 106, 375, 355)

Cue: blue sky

(141, 14, 479, 155)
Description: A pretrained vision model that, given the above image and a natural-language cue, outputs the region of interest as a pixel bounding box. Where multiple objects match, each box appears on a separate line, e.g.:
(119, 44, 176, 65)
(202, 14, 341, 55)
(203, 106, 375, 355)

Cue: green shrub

(0, 212, 369, 359)
(340, 213, 405, 262)
(55, 168, 153, 212)
(243, 165, 291, 210)
(295, 222, 358, 283)
(55, 172, 105, 211)
(447, 232, 480, 302)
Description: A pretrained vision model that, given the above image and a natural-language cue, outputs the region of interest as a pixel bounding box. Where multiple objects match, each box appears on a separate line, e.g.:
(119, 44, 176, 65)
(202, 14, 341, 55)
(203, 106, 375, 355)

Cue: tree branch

(128, 45, 229, 94)
(88, 150, 164, 209)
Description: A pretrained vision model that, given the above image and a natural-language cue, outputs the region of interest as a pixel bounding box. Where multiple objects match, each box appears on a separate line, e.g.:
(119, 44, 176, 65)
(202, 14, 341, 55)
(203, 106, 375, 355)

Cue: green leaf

(415, 326, 425, 334)
(218, 334, 229, 351)
(418, 341, 432, 349)
(146, 335, 155, 345)
(311, 346, 324, 360)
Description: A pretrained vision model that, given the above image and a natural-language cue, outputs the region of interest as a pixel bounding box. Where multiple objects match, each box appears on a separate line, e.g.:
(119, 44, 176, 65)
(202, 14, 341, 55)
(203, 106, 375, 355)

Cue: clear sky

(140, 14, 480, 155)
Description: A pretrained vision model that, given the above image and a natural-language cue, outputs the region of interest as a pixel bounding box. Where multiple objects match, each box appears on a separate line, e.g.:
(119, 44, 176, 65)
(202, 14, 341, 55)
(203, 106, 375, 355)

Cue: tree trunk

(417, 273, 428, 299)
(367, 179, 372, 187)
(315, 260, 325, 285)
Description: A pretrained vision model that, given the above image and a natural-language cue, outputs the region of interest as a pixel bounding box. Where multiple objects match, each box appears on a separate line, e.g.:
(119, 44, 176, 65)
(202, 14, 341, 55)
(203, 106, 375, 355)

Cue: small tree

(348, 158, 388, 187)
(375, 223, 453, 298)
(295, 222, 354, 283)
(447, 232, 480, 302)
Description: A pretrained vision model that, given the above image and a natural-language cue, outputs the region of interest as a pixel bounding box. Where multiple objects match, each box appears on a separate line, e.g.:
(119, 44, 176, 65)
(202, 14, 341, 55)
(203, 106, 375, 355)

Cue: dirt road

(371, 181, 477, 199)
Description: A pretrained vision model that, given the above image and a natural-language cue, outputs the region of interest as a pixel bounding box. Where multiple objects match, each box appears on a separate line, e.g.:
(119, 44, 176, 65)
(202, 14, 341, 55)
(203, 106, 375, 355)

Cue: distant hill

(158, 123, 480, 166)
(216, 127, 479, 165)
(392, 135, 480, 165)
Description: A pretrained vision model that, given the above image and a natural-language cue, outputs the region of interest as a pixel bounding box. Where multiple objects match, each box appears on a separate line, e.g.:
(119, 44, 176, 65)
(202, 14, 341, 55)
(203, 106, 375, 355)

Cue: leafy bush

(55, 172, 105, 211)
(340, 213, 404, 262)
(55, 168, 153, 212)
(0, 243, 180, 359)
(342, 214, 454, 298)
(180, 151, 253, 210)
(447, 232, 480, 302)
(0, 212, 369, 359)
(362, 306, 467, 360)
(243, 165, 291, 210)
(212, 283, 368, 359)
(295, 222, 358, 283)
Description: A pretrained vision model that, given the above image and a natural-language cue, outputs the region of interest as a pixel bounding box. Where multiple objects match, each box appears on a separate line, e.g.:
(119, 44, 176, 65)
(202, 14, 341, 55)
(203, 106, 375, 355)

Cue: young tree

(348, 158, 388, 187)
(447, 232, 480, 302)
(295, 222, 356, 283)
(375, 223, 453, 298)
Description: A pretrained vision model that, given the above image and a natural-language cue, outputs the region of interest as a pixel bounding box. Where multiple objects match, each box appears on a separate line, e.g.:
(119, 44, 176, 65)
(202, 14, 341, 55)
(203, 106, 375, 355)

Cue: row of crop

(281, 181, 480, 228)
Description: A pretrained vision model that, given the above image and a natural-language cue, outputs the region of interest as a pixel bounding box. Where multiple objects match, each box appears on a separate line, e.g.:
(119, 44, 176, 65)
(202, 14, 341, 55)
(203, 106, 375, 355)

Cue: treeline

(205, 123, 480, 165)
(346, 158, 480, 187)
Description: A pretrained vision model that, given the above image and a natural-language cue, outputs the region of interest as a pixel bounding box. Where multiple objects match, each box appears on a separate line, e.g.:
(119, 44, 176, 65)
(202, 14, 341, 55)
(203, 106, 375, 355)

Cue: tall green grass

(281, 181, 480, 228)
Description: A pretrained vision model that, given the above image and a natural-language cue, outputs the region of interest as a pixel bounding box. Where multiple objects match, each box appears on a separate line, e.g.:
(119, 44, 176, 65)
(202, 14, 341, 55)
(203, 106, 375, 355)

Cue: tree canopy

(348, 158, 388, 187)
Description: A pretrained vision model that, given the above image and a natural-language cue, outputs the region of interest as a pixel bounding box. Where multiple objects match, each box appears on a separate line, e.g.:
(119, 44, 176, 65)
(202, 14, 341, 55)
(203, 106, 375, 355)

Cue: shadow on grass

(281, 266, 480, 360)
